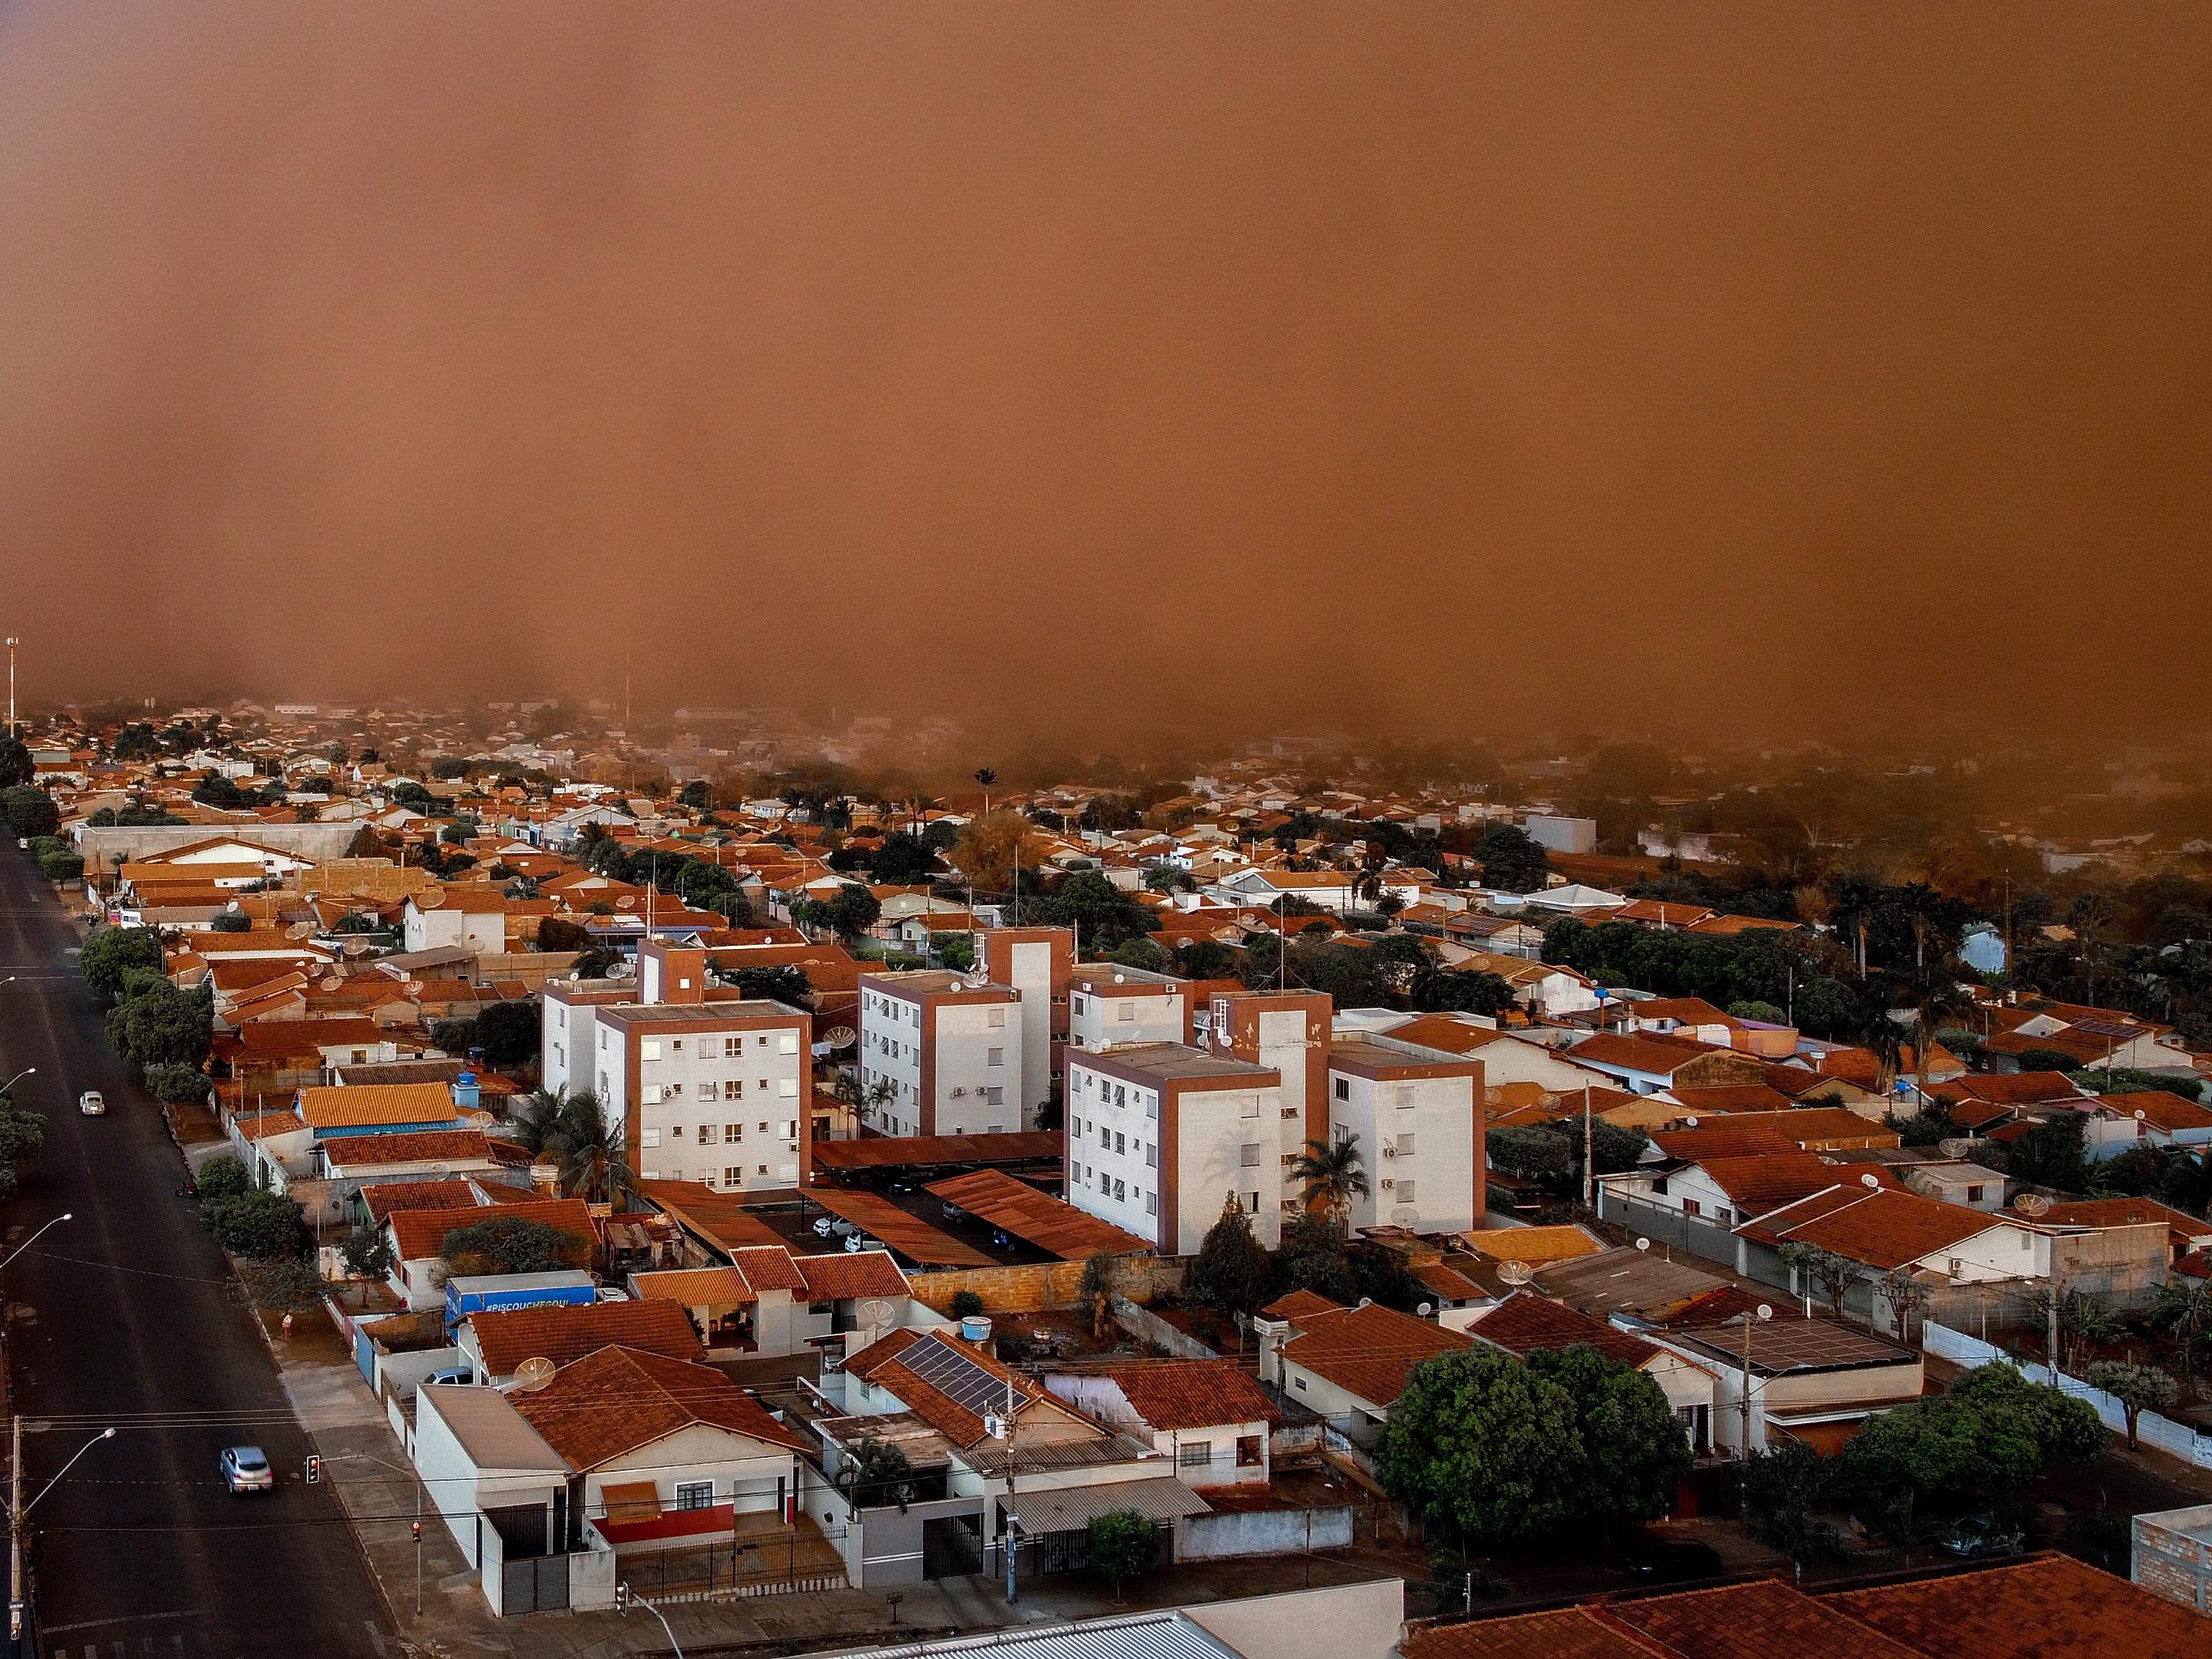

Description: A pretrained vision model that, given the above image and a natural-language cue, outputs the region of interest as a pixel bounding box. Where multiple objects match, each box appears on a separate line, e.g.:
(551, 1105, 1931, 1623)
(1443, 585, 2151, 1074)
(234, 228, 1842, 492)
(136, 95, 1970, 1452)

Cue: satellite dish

(1416, 1302, 1435, 1317)
(1756, 1304, 1773, 1322)
(1498, 1260, 1535, 1286)
(1390, 1204, 1421, 1227)
(511, 1356, 556, 1392)
(1635, 1237, 1651, 1253)
(2015, 1193, 2052, 1217)
(1939, 1138, 1977, 1159)
(856, 1297, 897, 1331)
(1860, 1173, 1881, 1188)
(822, 1027, 857, 1051)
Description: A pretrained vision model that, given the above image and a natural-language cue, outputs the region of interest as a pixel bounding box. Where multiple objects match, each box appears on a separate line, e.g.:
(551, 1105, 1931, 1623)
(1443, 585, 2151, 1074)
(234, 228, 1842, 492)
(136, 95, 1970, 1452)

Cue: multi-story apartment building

(1323, 1035, 1484, 1233)
(1200, 990, 1334, 1230)
(540, 939, 812, 1193)
(1064, 1042, 1283, 1253)
(857, 970, 1024, 1138)
(975, 925, 1071, 1127)
(1067, 964, 1191, 1053)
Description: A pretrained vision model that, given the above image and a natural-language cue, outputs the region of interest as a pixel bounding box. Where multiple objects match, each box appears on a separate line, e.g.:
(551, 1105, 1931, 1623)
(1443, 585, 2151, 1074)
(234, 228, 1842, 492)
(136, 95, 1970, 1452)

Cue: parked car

(1621, 1535, 1725, 1582)
(423, 1367, 474, 1388)
(77, 1091, 106, 1116)
(1939, 1516, 2025, 1559)
(219, 1445, 274, 1494)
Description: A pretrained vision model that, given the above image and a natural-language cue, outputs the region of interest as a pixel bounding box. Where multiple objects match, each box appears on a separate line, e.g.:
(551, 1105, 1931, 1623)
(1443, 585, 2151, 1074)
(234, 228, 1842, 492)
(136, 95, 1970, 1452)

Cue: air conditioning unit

(951, 1087, 968, 1098)
(1380, 1177, 1396, 1190)
(1382, 1146, 1397, 1159)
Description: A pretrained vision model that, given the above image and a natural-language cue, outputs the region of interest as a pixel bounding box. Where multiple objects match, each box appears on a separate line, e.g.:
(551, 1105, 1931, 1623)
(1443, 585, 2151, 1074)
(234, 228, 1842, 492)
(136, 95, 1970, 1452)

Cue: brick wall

(907, 1255, 1185, 1314)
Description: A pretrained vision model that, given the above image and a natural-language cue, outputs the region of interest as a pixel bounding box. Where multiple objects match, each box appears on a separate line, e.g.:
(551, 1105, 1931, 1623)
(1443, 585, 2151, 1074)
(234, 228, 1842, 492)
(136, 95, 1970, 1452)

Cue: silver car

(219, 1445, 274, 1494)
(77, 1091, 105, 1116)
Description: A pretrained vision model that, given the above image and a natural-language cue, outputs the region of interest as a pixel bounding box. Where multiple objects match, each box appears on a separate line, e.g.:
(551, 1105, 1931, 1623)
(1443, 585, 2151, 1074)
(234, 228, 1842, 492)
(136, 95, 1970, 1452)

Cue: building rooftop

(1069, 1042, 1277, 1084)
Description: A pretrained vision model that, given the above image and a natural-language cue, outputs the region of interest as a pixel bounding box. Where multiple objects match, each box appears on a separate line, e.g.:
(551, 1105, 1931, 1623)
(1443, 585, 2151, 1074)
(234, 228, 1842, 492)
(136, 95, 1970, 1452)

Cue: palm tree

(557, 1105, 635, 1206)
(2152, 1277, 2212, 1381)
(1290, 1134, 1369, 1221)
(834, 1435, 915, 1512)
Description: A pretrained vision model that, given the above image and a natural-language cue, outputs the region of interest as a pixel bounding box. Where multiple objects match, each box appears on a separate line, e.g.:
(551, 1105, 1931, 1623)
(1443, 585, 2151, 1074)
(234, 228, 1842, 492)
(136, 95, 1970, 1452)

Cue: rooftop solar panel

(901, 1333, 1022, 1418)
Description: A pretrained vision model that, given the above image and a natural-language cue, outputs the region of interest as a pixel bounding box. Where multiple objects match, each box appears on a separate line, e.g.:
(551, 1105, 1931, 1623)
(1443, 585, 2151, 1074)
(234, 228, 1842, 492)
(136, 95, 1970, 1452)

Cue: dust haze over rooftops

(0, 2, 2207, 745)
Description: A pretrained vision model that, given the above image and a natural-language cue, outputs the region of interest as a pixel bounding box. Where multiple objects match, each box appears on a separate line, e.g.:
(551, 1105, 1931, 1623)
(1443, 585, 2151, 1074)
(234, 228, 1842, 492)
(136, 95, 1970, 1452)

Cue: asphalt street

(0, 851, 387, 1657)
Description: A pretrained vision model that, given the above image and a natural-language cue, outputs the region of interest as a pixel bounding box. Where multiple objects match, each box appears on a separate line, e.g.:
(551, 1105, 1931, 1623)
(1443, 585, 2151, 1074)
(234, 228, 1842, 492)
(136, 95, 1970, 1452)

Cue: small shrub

(195, 1155, 253, 1202)
(948, 1290, 986, 1320)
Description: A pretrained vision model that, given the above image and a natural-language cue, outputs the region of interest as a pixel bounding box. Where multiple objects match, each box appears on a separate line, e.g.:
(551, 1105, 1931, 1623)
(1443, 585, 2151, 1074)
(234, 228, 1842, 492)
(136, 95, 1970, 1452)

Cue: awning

(1002, 1475, 1210, 1536)
(600, 1481, 663, 1523)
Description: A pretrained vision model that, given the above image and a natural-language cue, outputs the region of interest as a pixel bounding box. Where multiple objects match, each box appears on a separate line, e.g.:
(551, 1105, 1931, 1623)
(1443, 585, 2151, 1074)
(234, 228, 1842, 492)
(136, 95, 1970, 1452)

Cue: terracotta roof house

(1044, 1360, 1283, 1487)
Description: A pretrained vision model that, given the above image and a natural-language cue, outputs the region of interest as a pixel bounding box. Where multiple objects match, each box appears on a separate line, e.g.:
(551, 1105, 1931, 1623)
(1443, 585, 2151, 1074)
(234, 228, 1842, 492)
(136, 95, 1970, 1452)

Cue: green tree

(1377, 1346, 1581, 1546)
(208, 1191, 308, 1260)
(1779, 1243, 1862, 1317)
(1740, 1441, 1840, 1565)
(1085, 1509, 1160, 1601)
(475, 998, 542, 1068)
(1837, 1361, 2101, 1547)
(2083, 1360, 2178, 1451)
(1274, 1212, 1358, 1302)
(835, 1435, 917, 1511)
(0, 785, 59, 840)
(208, 909, 250, 933)
(948, 1290, 986, 1320)
(1728, 1000, 1787, 1024)
(438, 1216, 588, 1276)
(1077, 1248, 1122, 1338)
(0, 735, 29, 789)
(678, 779, 712, 811)
(107, 980, 214, 1070)
(194, 1154, 253, 1202)
(0, 1091, 45, 1201)
(1525, 1344, 1694, 1525)
(80, 927, 165, 1001)
(143, 1063, 210, 1105)
(2003, 1116, 2089, 1194)
(339, 1220, 398, 1286)
(1416, 967, 1517, 1016)
(1187, 1190, 1273, 1317)
(190, 772, 247, 809)
(35, 846, 82, 883)
(869, 831, 940, 887)
(1289, 1134, 1369, 1221)
(728, 964, 814, 1007)
(1472, 825, 1550, 893)
(2150, 1277, 2212, 1381)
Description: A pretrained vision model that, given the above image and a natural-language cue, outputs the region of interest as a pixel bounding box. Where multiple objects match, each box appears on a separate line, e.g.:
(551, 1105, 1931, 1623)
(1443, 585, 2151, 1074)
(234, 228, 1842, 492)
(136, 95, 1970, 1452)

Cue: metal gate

(923, 1514, 983, 1580)
(502, 1552, 571, 1614)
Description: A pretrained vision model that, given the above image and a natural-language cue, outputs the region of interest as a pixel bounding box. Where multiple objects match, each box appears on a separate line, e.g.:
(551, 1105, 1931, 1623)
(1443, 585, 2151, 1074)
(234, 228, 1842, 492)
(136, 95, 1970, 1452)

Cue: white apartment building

(857, 970, 1023, 1138)
(1068, 964, 1190, 1053)
(543, 940, 811, 1193)
(1064, 1043, 1284, 1253)
(976, 926, 1071, 1127)
(1323, 1035, 1484, 1234)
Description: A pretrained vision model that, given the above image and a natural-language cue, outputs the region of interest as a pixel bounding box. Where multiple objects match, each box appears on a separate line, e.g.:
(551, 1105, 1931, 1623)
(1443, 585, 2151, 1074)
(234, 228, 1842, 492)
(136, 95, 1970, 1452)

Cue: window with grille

(675, 1481, 715, 1509)
(1333, 1078, 1349, 1100)
(1178, 1442, 1211, 1469)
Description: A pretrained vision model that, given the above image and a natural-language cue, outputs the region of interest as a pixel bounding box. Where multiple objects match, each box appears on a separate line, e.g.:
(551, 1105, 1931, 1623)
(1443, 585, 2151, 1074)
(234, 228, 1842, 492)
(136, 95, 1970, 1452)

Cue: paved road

(0, 853, 387, 1657)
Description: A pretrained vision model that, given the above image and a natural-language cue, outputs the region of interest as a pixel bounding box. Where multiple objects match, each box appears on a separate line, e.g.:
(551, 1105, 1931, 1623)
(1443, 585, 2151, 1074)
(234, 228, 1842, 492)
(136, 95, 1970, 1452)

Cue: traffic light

(305, 1455, 322, 1485)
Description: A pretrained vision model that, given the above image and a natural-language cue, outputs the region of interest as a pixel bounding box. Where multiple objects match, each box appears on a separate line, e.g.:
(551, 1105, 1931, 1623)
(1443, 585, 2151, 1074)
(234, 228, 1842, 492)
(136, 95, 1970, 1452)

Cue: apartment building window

(729, 1079, 744, 1096)
(1241, 1094, 1259, 1116)
(1395, 1180, 1416, 1203)
(643, 1039, 662, 1062)
(724, 1036, 744, 1057)
(1113, 1179, 1126, 1201)
(757, 1163, 769, 1176)
(670, 1039, 685, 1054)
(1113, 1132, 1126, 1155)
(725, 1123, 743, 1142)
(641, 1128, 662, 1149)
(699, 1081, 719, 1102)
(1115, 1003, 1134, 1024)
(778, 1079, 798, 1098)
(1145, 1192, 1158, 1216)
(1333, 1078, 1349, 1101)
(722, 1168, 744, 1188)
(985, 1087, 1004, 1106)
(779, 1032, 800, 1055)
(1682, 1199, 1702, 1217)
(988, 1006, 1007, 1028)
(1099, 1125, 1110, 1146)
(642, 1085, 664, 1105)
(1145, 1093, 1159, 1120)
(987, 1048, 1005, 1068)
(1178, 1442, 1212, 1469)
(1396, 1132, 1416, 1156)
(666, 1082, 684, 1099)
(1145, 1144, 1158, 1168)
(691, 1125, 709, 1146)
(1113, 1085, 1127, 1107)
(782, 1121, 798, 1139)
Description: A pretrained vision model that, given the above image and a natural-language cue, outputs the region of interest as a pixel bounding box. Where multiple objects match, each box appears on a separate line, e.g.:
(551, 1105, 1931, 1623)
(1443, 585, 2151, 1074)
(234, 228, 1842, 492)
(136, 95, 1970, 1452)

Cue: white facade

(1069, 971, 1187, 1053)
(858, 977, 1023, 1138)
(604, 1015, 808, 1192)
(1324, 1047, 1480, 1236)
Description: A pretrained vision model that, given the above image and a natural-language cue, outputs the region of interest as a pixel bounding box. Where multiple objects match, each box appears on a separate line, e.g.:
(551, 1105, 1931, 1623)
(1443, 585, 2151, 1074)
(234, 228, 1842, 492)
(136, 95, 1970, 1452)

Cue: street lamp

(614, 1583, 683, 1656)
(10, 1425, 113, 1642)
(0, 1068, 32, 1099)
(0, 1214, 70, 1276)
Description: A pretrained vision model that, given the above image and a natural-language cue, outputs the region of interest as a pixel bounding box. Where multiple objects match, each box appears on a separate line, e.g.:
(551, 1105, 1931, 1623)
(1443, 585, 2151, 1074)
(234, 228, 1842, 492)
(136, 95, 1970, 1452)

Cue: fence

(1923, 1321, 2212, 1469)
(1110, 1295, 1219, 1358)
(1596, 1193, 1740, 1270)
(908, 1255, 1185, 1315)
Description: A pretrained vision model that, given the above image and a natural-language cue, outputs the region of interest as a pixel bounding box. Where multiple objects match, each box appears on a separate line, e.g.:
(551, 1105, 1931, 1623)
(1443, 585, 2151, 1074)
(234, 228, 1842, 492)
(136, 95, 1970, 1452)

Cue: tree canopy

(438, 1216, 590, 1276)
(81, 927, 167, 1001)
(0, 785, 59, 840)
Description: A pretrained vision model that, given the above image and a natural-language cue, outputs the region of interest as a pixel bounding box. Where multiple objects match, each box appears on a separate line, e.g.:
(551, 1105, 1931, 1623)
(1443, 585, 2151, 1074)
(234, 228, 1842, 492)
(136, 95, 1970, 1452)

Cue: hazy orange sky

(0, 3, 2204, 741)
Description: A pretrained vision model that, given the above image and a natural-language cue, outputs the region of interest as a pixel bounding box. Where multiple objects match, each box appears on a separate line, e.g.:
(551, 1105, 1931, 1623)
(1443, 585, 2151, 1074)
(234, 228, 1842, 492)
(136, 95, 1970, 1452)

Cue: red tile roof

(389, 1196, 594, 1263)
(1739, 1186, 2005, 1271)
(325, 1129, 493, 1169)
(1466, 1291, 1661, 1369)
(358, 1179, 480, 1223)
(513, 1345, 807, 1469)
(792, 1250, 910, 1301)
(1823, 1553, 2209, 1659)
(1089, 1361, 1282, 1432)
(1278, 1301, 1473, 1408)
(470, 1297, 703, 1377)
(1687, 1151, 1852, 1213)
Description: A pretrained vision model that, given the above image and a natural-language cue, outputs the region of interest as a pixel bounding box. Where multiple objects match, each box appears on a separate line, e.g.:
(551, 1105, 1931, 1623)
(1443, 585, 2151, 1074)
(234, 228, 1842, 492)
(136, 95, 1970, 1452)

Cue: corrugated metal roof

(844, 1610, 1237, 1659)
(924, 1168, 1152, 1260)
(1002, 1473, 1210, 1535)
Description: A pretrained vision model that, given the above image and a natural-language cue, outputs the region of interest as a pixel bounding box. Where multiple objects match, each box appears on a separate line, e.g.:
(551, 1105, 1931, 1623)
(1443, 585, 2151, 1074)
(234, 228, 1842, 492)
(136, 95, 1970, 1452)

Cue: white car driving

(78, 1091, 106, 1116)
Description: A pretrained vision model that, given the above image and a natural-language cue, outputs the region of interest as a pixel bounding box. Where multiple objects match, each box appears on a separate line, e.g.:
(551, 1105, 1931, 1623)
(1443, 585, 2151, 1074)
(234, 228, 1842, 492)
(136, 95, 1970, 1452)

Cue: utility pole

(8, 1410, 22, 1651)
(2047, 1275, 2061, 1375)
(4, 637, 15, 736)
(1581, 1083, 1594, 1211)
